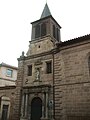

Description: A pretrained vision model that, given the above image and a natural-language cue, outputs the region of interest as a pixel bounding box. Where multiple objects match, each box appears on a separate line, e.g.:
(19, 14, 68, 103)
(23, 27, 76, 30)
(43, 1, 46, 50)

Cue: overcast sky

(0, 0, 90, 67)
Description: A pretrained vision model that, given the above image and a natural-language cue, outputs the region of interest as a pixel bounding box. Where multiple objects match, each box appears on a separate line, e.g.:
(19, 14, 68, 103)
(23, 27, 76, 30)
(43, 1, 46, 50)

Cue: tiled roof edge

(60, 34, 90, 46)
(0, 62, 18, 70)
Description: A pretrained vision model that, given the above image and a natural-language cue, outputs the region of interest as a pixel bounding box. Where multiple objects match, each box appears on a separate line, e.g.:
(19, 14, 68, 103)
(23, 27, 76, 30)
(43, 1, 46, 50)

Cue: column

(46, 93, 48, 118)
(21, 94, 24, 117)
(25, 94, 28, 117)
(42, 94, 45, 118)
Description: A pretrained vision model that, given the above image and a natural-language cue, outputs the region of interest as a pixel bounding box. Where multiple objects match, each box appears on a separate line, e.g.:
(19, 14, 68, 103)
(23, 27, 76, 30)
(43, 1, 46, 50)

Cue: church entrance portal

(31, 97, 42, 120)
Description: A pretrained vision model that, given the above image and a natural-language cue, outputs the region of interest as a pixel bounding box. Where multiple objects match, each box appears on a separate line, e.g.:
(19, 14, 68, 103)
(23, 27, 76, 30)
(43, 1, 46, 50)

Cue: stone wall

(20, 53, 54, 119)
(54, 41, 90, 120)
(14, 51, 55, 120)
(23, 54, 53, 87)
(27, 37, 54, 56)
(13, 59, 25, 120)
(0, 87, 16, 120)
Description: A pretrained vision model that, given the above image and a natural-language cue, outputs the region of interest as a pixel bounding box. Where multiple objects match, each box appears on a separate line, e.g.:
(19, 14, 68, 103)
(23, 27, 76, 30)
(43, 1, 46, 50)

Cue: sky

(0, 0, 90, 67)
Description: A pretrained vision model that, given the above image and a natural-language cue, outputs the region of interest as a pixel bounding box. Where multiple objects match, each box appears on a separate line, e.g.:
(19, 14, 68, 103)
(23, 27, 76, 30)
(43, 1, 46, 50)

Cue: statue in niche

(35, 68, 40, 80)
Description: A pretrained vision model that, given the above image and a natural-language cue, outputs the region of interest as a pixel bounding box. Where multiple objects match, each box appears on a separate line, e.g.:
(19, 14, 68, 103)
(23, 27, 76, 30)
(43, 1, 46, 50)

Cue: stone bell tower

(27, 3, 61, 56)
(17, 3, 61, 120)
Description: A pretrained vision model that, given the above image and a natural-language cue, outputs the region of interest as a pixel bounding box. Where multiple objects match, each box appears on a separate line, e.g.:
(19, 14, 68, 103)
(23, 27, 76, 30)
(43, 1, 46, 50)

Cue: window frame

(53, 25, 60, 41)
(41, 23, 46, 37)
(35, 24, 40, 38)
(46, 61, 52, 74)
(6, 69, 13, 77)
(28, 65, 32, 76)
(35, 22, 47, 39)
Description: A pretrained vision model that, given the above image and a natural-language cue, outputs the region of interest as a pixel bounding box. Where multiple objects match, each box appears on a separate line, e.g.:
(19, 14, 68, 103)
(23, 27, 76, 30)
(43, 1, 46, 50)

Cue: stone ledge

(41, 118, 55, 120)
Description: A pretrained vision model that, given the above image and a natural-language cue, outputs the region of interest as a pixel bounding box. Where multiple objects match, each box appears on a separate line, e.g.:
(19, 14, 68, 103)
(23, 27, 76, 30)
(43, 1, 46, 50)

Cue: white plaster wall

(0, 66, 17, 86)
(0, 66, 17, 80)
(0, 79, 16, 86)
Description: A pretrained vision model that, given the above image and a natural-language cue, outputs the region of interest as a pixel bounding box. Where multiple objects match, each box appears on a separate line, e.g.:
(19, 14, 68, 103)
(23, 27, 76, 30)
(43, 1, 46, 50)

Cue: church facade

(14, 3, 90, 120)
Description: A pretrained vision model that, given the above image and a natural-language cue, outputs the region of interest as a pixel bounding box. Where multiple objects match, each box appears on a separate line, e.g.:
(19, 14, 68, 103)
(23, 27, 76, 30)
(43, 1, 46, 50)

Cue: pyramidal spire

(40, 3, 52, 19)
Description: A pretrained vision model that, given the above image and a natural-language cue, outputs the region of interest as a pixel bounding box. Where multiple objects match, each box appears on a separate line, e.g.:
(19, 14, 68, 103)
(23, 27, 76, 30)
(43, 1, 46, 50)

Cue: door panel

(31, 97, 42, 120)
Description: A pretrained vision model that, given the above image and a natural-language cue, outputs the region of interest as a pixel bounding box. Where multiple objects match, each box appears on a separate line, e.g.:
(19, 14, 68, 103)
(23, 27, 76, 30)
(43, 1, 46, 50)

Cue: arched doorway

(31, 97, 42, 120)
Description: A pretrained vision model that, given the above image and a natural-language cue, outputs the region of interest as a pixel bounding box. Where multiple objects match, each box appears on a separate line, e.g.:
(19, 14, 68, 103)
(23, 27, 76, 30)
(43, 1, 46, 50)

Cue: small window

(46, 61, 52, 74)
(38, 45, 40, 48)
(28, 65, 32, 76)
(6, 69, 13, 77)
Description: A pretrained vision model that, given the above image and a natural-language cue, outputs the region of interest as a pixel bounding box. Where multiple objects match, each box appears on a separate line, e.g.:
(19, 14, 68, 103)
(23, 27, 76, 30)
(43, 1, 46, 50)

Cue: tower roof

(40, 3, 51, 19)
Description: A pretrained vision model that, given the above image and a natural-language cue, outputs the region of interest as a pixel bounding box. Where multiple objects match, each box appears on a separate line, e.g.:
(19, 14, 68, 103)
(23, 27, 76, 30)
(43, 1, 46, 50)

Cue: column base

(20, 117, 28, 120)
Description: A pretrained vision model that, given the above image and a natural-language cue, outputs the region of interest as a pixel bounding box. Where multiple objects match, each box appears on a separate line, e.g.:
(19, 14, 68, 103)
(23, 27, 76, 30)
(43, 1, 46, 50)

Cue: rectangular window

(46, 61, 52, 74)
(6, 69, 13, 77)
(28, 65, 32, 76)
(35, 22, 47, 39)
(1, 105, 9, 120)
